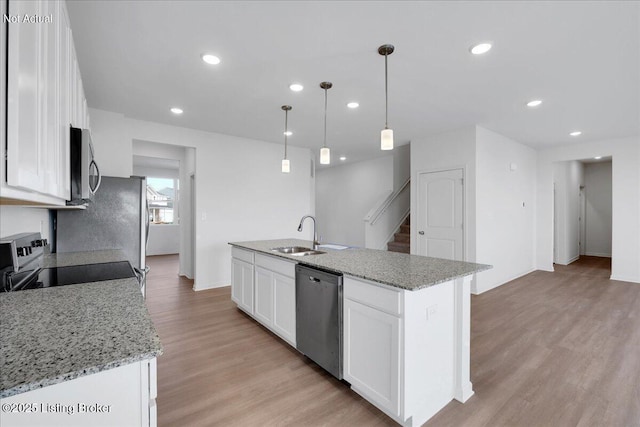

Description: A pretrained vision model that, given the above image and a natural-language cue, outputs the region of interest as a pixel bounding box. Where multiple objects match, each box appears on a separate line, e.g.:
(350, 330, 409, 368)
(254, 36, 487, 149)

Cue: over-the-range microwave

(68, 126, 101, 205)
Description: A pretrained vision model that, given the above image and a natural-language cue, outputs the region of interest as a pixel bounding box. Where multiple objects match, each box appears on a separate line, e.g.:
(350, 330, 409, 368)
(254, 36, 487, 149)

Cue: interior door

(416, 169, 464, 260)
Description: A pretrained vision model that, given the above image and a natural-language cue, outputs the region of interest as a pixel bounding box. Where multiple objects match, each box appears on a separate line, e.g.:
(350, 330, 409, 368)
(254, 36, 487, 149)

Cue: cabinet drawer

(344, 276, 403, 316)
(232, 247, 254, 264)
(255, 253, 295, 278)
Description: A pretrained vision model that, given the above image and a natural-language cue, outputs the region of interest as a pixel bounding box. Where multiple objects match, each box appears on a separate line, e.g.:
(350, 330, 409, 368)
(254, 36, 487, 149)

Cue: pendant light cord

(323, 87, 328, 148)
(284, 109, 288, 159)
(384, 52, 389, 129)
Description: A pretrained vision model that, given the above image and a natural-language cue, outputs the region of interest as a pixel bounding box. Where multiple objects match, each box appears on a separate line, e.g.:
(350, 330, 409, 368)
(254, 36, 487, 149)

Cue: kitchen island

(0, 250, 162, 427)
(229, 239, 490, 427)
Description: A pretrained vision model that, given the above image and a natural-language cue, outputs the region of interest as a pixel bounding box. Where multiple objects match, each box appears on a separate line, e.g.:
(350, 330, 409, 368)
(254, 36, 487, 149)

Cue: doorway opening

(552, 158, 612, 275)
(132, 140, 196, 281)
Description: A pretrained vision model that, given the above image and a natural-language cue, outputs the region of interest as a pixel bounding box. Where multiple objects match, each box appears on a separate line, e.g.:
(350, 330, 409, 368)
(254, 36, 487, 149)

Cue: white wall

(411, 126, 477, 265)
(0, 206, 50, 240)
(475, 127, 537, 294)
(316, 156, 393, 247)
(146, 224, 180, 256)
(552, 160, 584, 265)
(89, 108, 314, 290)
(584, 161, 612, 257)
(90, 109, 131, 177)
(537, 137, 640, 283)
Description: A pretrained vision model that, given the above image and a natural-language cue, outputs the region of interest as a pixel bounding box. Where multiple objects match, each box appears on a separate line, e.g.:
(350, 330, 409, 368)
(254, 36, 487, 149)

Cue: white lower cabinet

(254, 266, 273, 324)
(343, 284, 401, 418)
(271, 272, 296, 344)
(0, 358, 158, 427)
(231, 251, 254, 315)
(230, 249, 296, 347)
(252, 254, 296, 346)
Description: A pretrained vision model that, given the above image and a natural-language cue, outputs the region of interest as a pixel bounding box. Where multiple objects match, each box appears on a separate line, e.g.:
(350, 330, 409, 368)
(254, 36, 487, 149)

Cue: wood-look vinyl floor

(146, 255, 640, 427)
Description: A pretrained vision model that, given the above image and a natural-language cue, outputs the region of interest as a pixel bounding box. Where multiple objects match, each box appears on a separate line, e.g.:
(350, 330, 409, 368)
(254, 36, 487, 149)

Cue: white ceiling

(67, 1, 639, 165)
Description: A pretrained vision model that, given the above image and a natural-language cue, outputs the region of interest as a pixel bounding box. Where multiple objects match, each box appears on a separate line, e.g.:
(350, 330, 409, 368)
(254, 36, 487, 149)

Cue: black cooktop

(29, 261, 136, 290)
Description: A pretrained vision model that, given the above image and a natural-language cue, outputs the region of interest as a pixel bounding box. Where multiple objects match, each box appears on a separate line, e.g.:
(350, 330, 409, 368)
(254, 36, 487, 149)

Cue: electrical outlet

(425, 304, 438, 321)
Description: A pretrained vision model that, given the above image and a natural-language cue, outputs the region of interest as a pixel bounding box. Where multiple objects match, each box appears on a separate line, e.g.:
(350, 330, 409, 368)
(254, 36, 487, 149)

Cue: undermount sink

(270, 246, 326, 256)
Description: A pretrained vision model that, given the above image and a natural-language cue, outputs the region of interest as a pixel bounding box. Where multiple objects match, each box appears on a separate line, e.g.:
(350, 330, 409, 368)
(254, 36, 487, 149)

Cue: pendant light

(319, 81, 332, 165)
(281, 105, 292, 173)
(379, 44, 395, 150)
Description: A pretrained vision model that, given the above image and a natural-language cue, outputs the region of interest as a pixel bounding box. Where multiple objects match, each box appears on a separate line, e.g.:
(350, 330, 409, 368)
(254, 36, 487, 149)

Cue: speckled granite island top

(0, 253, 162, 399)
(229, 239, 491, 291)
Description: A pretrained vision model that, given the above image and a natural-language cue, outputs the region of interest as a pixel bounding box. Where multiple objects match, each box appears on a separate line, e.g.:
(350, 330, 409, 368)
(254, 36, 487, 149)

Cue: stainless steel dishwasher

(295, 264, 344, 380)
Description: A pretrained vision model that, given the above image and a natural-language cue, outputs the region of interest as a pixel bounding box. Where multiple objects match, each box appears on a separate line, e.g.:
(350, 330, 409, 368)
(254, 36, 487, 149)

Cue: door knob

(418, 231, 425, 235)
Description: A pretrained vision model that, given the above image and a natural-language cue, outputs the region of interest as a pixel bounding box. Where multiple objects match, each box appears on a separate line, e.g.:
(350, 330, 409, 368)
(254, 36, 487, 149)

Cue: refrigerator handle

(145, 198, 150, 247)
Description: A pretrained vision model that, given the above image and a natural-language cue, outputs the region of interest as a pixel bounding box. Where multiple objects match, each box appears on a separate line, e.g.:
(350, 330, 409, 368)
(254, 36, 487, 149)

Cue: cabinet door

(6, 0, 47, 192)
(231, 258, 253, 314)
(344, 298, 401, 417)
(272, 272, 296, 345)
(56, 1, 71, 199)
(254, 266, 273, 326)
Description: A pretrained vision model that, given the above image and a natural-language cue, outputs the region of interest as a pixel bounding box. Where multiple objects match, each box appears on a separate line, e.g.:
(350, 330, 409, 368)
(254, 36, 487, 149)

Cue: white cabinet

(230, 249, 296, 347)
(254, 266, 273, 324)
(0, 358, 158, 427)
(231, 257, 254, 315)
(272, 272, 296, 344)
(2, 0, 87, 205)
(343, 280, 402, 418)
(252, 254, 296, 346)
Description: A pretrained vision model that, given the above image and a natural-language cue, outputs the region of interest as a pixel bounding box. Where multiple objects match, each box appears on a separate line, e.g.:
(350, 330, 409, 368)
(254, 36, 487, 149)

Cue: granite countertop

(42, 249, 128, 268)
(0, 252, 162, 399)
(229, 239, 491, 291)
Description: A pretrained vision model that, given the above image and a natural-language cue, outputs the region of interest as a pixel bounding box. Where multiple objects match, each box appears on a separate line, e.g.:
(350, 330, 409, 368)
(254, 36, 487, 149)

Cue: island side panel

(402, 279, 456, 426)
(454, 275, 474, 402)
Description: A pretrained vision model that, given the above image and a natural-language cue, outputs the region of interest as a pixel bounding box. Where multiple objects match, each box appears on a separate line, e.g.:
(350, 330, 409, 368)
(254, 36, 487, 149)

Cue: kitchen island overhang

(229, 239, 491, 427)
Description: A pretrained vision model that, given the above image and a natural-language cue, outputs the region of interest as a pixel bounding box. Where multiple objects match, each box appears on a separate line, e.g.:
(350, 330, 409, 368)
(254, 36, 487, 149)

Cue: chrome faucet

(298, 215, 319, 249)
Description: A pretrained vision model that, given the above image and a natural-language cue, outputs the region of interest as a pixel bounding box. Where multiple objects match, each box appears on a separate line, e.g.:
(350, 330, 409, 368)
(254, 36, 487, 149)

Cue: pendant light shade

(281, 159, 290, 173)
(319, 81, 332, 165)
(320, 147, 330, 164)
(281, 105, 292, 173)
(381, 128, 394, 150)
(379, 44, 395, 151)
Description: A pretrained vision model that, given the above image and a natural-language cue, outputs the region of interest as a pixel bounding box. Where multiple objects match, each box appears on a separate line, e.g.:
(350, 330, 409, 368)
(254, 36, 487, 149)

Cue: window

(147, 177, 178, 224)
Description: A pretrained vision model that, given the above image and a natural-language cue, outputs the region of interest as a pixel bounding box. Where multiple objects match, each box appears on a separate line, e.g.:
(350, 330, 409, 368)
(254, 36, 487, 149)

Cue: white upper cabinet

(2, 0, 88, 205)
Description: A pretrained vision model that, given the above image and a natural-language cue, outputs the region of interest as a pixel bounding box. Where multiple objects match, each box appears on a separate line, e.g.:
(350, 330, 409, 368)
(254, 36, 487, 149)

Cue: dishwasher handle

(309, 276, 321, 283)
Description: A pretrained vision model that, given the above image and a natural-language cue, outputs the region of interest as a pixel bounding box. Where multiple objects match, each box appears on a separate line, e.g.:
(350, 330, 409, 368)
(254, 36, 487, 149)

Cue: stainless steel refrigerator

(56, 176, 149, 295)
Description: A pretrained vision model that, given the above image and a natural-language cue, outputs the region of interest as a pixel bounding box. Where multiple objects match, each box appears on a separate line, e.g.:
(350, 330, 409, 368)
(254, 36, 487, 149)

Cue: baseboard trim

(585, 252, 612, 258)
(473, 268, 536, 295)
(193, 282, 230, 291)
(610, 275, 640, 284)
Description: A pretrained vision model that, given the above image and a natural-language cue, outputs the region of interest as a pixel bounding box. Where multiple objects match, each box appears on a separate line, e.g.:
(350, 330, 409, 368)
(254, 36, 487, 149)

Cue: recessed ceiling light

(283, 131, 292, 136)
(201, 54, 221, 65)
(526, 100, 543, 107)
(569, 131, 582, 136)
(340, 156, 346, 161)
(347, 102, 359, 109)
(594, 156, 602, 160)
(470, 43, 492, 55)
(170, 107, 183, 115)
(289, 83, 304, 92)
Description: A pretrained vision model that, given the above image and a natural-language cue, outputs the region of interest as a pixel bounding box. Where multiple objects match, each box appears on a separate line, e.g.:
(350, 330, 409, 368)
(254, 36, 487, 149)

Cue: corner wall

(475, 127, 537, 293)
(584, 161, 612, 257)
(552, 160, 584, 265)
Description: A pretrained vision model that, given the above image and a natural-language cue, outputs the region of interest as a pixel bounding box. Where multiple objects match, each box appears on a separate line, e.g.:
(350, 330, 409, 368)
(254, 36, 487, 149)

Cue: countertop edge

(0, 349, 163, 399)
(229, 241, 492, 291)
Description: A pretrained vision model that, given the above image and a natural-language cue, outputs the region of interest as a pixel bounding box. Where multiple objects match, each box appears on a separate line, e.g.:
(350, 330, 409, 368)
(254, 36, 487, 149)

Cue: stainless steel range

(0, 232, 135, 292)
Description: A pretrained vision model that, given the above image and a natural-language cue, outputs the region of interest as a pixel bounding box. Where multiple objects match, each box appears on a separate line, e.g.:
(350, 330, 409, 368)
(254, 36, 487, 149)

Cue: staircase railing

(363, 178, 410, 249)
